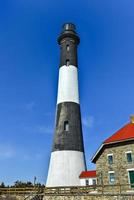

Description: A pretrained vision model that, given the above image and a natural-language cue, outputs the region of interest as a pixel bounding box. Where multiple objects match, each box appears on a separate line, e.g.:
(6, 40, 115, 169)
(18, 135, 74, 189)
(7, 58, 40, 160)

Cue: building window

(92, 179, 96, 185)
(127, 169, 134, 188)
(126, 152, 132, 163)
(109, 171, 115, 184)
(66, 59, 70, 66)
(66, 45, 69, 51)
(64, 121, 69, 131)
(85, 179, 89, 186)
(107, 154, 113, 165)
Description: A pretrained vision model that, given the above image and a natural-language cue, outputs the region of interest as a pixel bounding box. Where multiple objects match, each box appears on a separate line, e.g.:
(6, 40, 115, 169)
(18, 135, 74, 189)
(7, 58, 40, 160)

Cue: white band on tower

(57, 65, 79, 104)
(46, 151, 85, 186)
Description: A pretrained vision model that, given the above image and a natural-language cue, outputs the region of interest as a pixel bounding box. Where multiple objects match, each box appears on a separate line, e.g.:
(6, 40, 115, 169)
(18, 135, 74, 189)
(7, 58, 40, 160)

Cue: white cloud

(23, 153, 44, 161)
(82, 115, 95, 128)
(36, 125, 53, 134)
(0, 144, 15, 159)
(0, 144, 44, 161)
(23, 154, 32, 161)
(24, 124, 53, 135)
(35, 153, 43, 160)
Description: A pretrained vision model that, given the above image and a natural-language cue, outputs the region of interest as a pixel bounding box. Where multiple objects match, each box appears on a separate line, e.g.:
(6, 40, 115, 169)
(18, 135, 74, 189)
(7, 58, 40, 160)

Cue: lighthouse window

(64, 121, 69, 131)
(66, 45, 69, 51)
(66, 59, 70, 66)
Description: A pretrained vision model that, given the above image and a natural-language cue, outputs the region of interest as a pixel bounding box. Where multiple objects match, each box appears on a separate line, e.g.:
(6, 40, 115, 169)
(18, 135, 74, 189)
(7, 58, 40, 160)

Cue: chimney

(130, 115, 134, 123)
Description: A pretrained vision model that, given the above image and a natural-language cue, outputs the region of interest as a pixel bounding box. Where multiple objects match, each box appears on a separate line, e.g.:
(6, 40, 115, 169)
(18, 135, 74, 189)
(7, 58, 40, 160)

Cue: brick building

(91, 116, 134, 187)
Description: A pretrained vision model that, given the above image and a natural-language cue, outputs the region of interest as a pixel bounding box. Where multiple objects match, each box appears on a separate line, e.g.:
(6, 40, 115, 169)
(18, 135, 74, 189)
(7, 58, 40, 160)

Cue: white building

(79, 170, 97, 186)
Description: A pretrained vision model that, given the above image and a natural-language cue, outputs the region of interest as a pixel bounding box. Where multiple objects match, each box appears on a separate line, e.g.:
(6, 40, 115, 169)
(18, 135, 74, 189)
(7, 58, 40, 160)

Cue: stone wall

(43, 194, 134, 200)
(0, 195, 21, 200)
(0, 194, 134, 200)
(96, 142, 134, 186)
(0, 194, 39, 200)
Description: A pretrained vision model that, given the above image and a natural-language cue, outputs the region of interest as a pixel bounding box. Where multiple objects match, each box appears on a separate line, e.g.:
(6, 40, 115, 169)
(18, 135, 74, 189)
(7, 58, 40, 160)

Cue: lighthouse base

(46, 150, 86, 187)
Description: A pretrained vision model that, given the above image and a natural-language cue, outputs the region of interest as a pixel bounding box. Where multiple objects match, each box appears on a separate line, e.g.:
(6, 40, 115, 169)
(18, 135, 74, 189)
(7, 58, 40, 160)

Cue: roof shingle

(104, 123, 134, 144)
(79, 170, 96, 178)
(91, 121, 134, 163)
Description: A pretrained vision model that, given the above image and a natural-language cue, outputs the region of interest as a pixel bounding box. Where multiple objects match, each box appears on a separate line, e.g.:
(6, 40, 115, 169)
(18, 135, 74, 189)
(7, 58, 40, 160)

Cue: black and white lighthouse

(46, 23, 86, 187)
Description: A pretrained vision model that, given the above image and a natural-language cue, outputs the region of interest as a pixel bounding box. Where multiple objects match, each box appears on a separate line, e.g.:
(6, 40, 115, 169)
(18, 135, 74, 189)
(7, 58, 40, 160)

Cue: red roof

(79, 170, 96, 178)
(104, 123, 134, 144)
(92, 121, 134, 163)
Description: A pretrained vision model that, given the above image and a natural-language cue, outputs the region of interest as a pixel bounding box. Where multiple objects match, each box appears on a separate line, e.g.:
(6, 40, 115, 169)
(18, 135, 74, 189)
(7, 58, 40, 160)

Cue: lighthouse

(46, 23, 86, 187)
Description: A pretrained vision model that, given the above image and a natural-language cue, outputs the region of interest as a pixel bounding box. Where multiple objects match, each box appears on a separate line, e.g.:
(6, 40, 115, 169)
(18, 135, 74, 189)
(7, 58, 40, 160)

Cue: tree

(0, 182, 5, 188)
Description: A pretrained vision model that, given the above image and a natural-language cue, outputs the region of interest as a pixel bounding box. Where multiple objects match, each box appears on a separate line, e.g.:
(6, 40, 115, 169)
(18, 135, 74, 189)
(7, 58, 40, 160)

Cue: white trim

(108, 171, 115, 173)
(91, 144, 104, 162)
(126, 151, 132, 154)
(128, 171, 130, 184)
(79, 177, 96, 179)
(127, 168, 134, 171)
(91, 139, 134, 163)
(107, 153, 113, 156)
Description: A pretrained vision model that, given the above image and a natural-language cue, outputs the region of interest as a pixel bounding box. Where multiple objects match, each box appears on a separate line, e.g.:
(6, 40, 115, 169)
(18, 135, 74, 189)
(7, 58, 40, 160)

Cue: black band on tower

(52, 102, 84, 152)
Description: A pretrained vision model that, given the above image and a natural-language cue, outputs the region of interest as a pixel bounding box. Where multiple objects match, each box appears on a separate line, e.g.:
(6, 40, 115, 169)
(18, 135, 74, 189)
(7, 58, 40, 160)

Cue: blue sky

(0, 0, 134, 185)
